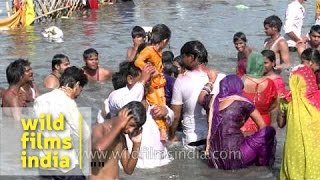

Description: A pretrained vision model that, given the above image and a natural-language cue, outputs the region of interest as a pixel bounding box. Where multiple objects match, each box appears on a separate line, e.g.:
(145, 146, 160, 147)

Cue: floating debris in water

(41, 26, 64, 43)
(235, 4, 249, 10)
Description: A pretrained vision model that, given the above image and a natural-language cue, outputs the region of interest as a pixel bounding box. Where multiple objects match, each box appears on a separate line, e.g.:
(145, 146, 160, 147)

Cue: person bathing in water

(90, 101, 146, 180)
(82, 48, 112, 81)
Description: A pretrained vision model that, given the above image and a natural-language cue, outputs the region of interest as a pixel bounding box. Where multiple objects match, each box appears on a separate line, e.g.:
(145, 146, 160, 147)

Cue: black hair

(309, 25, 320, 35)
(301, 48, 313, 61)
(59, 66, 88, 88)
(173, 55, 184, 67)
(6, 59, 31, 86)
(150, 24, 171, 44)
(163, 62, 179, 78)
(83, 48, 98, 60)
(233, 32, 247, 43)
(261, 50, 276, 63)
(52, 54, 69, 71)
(311, 49, 320, 65)
(162, 51, 174, 64)
(131, 26, 146, 39)
(180, 40, 208, 64)
(264, 15, 282, 32)
(121, 101, 146, 127)
(111, 71, 127, 90)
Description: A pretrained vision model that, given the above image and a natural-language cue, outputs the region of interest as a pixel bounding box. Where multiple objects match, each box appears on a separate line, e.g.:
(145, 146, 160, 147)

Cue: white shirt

(171, 70, 209, 147)
(283, 0, 305, 47)
(108, 82, 145, 118)
(33, 89, 90, 173)
(107, 82, 174, 168)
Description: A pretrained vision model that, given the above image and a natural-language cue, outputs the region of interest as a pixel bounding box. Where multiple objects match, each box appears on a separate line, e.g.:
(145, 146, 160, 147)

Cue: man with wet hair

(263, 15, 290, 70)
(297, 25, 320, 56)
(82, 48, 112, 81)
(91, 101, 146, 180)
(43, 54, 71, 89)
(35, 66, 90, 180)
(2, 59, 32, 121)
(170, 40, 217, 149)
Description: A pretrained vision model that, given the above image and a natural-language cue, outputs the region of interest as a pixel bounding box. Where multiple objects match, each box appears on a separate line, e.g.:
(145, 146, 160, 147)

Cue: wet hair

(264, 15, 282, 32)
(52, 54, 69, 71)
(163, 62, 178, 78)
(6, 59, 31, 86)
(59, 66, 88, 88)
(83, 48, 98, 60)
(261, 50, 276, 63)
(131, 26, 146, 39)
(311, 49, 320, 65)
(180, 40, 208, 64)
(301, 48, 320, 65)
(309, 25, 320, 35)
(233, 32, 247, 43)
(127, 62, 141, 78)
(111, 71, 127, 90)
(120, 101, 146, 128)
(301, 48, 313, 61)
(173, 55, 184, 67)
(150, 24, 171, 44)
(162, 51, 174, 64)
(137, 42, 147, 55)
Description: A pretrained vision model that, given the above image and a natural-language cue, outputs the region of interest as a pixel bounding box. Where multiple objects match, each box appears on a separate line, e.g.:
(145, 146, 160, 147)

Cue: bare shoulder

(278, 39, 289, 47)
(100, 67, 113, 80)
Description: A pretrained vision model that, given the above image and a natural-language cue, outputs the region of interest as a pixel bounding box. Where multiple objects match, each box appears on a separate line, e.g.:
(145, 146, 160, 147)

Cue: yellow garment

(24, 0, 35, 26)
(317, 0, 320, 13)
(135, 46, 167, 130)
(0, 9, 22, 28)
(280, 65, 320, 180)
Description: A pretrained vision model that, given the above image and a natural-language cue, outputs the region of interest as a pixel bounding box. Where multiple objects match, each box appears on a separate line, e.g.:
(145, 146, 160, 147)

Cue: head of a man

(180, 40, 208, 70)
(52, 54, 70, 74)
(131, 26, 146, 46)
(120, 101, 146, 135)
(6, 59, 33, 86)
(59, 66, 88, 99)
(309, 25, 320, 48)
(83, 48, 99, 70)
(264, 15, 282, 35)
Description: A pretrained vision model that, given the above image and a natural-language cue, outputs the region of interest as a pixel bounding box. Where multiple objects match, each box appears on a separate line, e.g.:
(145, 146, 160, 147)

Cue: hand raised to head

(116, 108, 133, 128)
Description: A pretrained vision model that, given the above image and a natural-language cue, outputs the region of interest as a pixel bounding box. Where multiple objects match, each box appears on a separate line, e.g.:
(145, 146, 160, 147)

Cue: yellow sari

(280, 65, 320, 179)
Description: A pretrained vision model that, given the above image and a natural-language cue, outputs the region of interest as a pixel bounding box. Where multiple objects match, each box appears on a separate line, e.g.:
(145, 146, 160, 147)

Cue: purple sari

(205, 75, 275, 170)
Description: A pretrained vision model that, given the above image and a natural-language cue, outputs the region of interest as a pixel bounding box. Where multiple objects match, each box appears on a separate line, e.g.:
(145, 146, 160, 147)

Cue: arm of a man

(120, 131, 142, 175)
(278, 40, 291, 68)
(170, 79, 183, 140)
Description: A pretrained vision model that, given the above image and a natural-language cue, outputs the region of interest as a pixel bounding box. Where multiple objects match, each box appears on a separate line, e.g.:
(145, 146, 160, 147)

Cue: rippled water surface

(0, 0, 317, 179)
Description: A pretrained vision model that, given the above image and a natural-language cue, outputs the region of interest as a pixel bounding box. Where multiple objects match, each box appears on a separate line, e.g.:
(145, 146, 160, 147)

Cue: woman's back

(241, 76, 277, 132)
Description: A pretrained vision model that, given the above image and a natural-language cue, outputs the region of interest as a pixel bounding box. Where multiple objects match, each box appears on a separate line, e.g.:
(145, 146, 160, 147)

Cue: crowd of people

(1, 0, 320, 180)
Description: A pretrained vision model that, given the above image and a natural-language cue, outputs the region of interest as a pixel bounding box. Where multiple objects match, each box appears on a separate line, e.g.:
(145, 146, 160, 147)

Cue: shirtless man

(126, 26, 146, 62)
(263, 15, 290, 70)
(2, 59, 31, 121)
(297, 25, 320, 56)
(91, 101, 146, 180)
(82, 48, 112, 81)
(43, 54, 70, 89)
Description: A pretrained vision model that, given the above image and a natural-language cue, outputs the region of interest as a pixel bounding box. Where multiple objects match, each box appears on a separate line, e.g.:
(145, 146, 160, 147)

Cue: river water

(0, 0, 317, 179)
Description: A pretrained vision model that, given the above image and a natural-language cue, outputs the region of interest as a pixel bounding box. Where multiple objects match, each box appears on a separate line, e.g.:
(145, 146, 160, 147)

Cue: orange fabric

(135, 46, 167, 130)
(147, 86, 167, 130)
(134, 46, 166, 88)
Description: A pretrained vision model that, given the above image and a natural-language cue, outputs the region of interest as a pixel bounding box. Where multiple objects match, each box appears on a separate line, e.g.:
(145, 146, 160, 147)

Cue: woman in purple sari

(198, 74, 275, 170)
